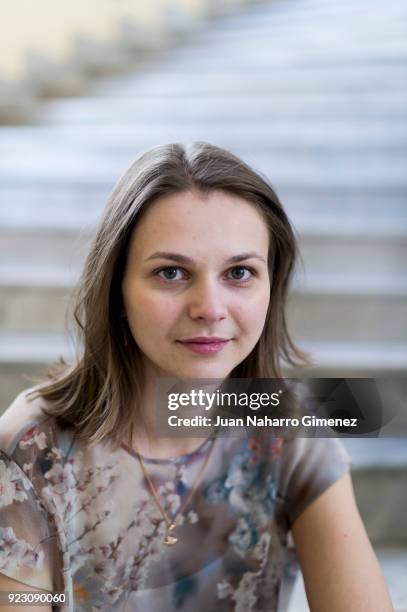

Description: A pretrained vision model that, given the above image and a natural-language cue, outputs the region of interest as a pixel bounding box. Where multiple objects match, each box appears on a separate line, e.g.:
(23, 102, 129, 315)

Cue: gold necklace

(136, 436, 217, 546)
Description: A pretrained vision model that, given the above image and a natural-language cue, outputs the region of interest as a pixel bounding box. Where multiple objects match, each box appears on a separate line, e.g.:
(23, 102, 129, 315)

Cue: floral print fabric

(0, 388, 352, 611)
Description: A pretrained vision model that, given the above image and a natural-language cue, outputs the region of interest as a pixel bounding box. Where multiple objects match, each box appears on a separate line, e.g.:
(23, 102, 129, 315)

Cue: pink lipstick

(177, 337, 230, 355)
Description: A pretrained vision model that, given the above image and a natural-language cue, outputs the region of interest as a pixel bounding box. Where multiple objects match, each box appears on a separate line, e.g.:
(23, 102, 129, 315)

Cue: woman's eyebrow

(145, 251, 266, 265)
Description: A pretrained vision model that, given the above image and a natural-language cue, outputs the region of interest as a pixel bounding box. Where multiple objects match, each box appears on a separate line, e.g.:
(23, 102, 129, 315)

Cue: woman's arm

(291, 471, 394, 611)
(0, 573, 52, 611)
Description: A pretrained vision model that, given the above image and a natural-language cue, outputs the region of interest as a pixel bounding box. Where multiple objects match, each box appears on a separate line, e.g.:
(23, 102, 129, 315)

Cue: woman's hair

(28, 141, 310, 449)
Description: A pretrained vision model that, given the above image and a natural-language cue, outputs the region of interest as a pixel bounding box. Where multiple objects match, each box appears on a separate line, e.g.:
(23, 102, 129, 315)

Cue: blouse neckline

(120, 434, 217, 465)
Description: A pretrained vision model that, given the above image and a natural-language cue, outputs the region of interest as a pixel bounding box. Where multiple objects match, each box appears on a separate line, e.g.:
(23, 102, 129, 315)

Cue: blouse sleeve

(0, 450, 60, 591)
(278, 436, 353, 530)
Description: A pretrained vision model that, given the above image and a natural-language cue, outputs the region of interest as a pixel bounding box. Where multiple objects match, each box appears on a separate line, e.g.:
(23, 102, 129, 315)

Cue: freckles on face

(121, 189, 271, 378)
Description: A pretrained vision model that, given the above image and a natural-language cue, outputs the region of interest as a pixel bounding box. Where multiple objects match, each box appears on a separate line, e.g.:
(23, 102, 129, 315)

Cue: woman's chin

(169, 364, 232, 380)
(194, 368, 233, 380)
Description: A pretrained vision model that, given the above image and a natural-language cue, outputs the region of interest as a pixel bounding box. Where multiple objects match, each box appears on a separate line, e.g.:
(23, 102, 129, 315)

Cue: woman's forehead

(128, 190, 269, 256)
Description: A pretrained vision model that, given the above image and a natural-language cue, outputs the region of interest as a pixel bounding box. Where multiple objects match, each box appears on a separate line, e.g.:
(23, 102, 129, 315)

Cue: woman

(0, 142, 393, 611)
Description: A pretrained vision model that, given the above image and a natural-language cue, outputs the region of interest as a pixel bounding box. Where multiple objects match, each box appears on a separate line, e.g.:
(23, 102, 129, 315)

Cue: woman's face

(121, 189, 270, 380)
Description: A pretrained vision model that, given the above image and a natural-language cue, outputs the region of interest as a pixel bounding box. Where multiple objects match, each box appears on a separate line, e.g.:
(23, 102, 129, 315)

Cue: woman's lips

(177, 338, 231, 355)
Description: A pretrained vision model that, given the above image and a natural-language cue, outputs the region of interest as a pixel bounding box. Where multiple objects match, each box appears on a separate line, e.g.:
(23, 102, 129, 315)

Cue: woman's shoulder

(0, 385, 74, 463)
(0, 387, 68, 593)
(277, 434, 353, 530)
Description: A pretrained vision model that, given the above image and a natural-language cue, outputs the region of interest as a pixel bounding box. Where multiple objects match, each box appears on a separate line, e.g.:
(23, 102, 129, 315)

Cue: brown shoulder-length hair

(28, 141, 310, 449)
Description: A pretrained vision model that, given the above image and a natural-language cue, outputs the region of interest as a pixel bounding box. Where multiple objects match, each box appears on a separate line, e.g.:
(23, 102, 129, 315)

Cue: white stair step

(297, 234, 407, 278)
(94, 65, 407, 96)
(210, 0, 407, 30)
(41, 92, 407, 125)
(294, 273, 407, 296)
(294, 341, 407, 373)
(0, 333, 76, 363)
(202, 15, 406, 48)
(343, 439, 407, 470)
(194, 19, 407, 45)
(159, 41, 407, 70)
(0, 152, 406, 190)
(2, 120, 407, 151)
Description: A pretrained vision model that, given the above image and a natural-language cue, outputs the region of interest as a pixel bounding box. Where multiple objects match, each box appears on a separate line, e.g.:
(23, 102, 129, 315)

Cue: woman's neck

(128, 375, 217, 460)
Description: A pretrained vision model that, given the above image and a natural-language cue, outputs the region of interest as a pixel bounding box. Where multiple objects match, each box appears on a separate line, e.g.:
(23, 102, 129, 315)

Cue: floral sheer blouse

(0, 387, 352, 611)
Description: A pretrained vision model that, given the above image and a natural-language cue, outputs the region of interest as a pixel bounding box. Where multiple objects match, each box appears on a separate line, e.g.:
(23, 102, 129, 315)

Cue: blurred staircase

(1, 0, 406, 398)
(0, 1, 406, 604)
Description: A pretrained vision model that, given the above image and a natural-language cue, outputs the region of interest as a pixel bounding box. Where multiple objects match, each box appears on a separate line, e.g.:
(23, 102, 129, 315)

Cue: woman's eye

(157, 267, 186, 281)
(155, 265, 255, 283)
(227, 266, 254, 281)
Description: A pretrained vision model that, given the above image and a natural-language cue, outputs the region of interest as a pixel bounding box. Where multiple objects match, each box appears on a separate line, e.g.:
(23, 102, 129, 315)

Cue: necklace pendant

(163, 523, 178, 546)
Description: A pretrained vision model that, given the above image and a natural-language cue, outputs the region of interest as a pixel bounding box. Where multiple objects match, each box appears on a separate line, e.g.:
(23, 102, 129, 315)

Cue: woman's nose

(187, 279, 227, 322)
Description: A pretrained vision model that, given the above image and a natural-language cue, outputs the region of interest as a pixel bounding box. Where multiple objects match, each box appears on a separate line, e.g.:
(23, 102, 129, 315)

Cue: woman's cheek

(129, 291, 160, 319)
(137, 294, 178, 335)
(253, 287, 271, 322)
(242, 307, 269, 343)
(235, 292, 268, 328)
